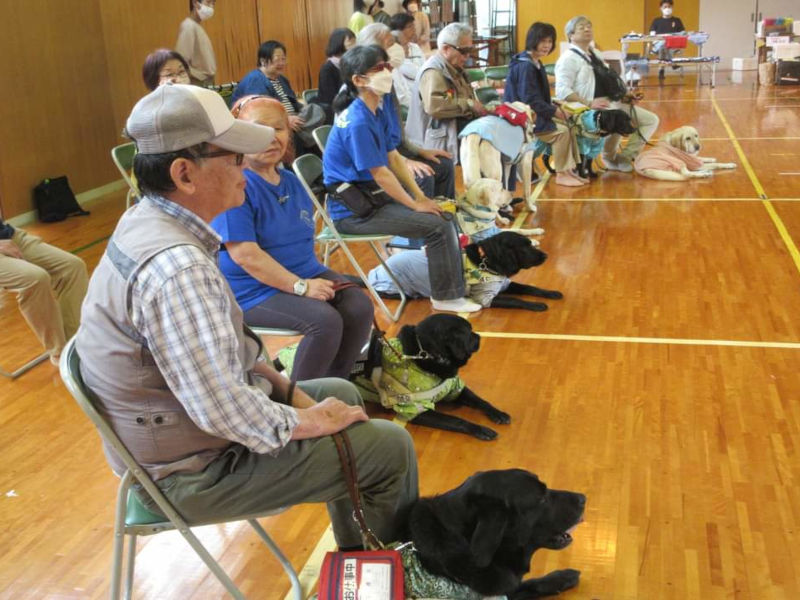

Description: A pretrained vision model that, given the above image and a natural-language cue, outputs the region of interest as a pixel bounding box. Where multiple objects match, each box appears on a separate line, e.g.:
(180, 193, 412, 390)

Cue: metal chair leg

(110, 473, 132, 600)
(0, 352, 49, 379)
(248, 519, 303, 600)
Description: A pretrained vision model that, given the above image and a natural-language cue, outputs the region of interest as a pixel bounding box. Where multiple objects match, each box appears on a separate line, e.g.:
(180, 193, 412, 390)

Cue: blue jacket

(504, 51, 557, 134)
(231, 69, 301, 112)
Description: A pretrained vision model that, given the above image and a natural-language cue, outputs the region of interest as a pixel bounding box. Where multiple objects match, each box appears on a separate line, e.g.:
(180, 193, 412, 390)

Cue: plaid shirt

(129, 196, 299, 455)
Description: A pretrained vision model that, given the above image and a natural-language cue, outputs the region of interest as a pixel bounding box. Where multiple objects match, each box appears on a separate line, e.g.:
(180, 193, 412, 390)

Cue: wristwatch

(293, 279, 308, 296)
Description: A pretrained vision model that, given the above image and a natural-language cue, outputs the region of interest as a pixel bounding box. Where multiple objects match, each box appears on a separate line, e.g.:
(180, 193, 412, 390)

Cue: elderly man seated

(406, 22, 486, 160)
(554, 15, 659, 172)
(76, 84, 418, 549)
(0, 218, 87, 365)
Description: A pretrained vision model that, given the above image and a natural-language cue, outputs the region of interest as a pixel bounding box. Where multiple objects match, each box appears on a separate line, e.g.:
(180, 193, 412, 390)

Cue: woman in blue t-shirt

(322, 45, 479, 313)
(211, 96, 373, 380)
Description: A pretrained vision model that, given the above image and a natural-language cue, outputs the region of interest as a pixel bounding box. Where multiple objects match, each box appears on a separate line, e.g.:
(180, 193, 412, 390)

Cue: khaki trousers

(604, 101, 660, 160)
(537, 121, 580, 172)
(0, 229, 88, 357)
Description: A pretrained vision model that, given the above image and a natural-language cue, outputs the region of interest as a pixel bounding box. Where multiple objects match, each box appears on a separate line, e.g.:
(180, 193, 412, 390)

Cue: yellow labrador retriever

(459, 102, 539, 213)
(634, 126, 737, 181)
(456, 178, 544, 243)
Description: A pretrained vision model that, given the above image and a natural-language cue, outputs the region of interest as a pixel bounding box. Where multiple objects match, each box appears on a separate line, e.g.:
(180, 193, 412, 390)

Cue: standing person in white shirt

(176, 0, 217, 86)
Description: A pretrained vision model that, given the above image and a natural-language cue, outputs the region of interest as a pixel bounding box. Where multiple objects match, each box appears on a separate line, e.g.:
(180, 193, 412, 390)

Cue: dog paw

(540, 569, 581, 594)
(497, 216, 511, 225)
(721, 163, 737, 169)
(540, 290, 564, 300)
(487, 409, 512, 424)
(530, 239, 541, 247)
(471, 425, 499, 441)
(695, 171, 713, 178)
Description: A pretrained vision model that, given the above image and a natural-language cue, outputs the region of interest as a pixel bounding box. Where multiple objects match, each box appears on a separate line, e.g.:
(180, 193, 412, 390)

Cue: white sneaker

(431, 297, 482, 313)
(602, 155, 633, 173)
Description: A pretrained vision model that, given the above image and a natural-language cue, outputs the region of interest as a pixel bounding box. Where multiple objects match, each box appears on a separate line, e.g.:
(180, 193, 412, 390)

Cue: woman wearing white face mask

(175, 0, 216, 86)
(322, 46, 480, 313)
(349, 0, 377, 34)
(649, 0, 686, 79)
(141, 49, 192, 90)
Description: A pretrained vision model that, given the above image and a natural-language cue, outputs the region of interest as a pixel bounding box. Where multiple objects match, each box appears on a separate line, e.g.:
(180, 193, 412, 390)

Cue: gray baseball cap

(125, 84, 274, 155)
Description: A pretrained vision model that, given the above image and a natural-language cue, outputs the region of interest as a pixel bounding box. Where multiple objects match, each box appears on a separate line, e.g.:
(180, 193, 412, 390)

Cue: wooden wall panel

(0, 0, 352, 219)
(0, 0, 118, 220)
(516, 0, 645, 59)
(303, 0, 355, 90)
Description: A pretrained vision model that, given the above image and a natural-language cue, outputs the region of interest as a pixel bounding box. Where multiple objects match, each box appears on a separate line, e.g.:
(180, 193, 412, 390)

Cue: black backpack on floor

(33, 176, 90, 222)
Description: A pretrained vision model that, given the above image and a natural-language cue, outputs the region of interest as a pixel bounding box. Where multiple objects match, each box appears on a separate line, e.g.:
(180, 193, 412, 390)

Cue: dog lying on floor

(457, 178, 544, 243)
(633, 125, 737, 181)
(368, 231, 563, 312)
(406, 469, 586, 599)
(538, 106, 635, 179)
(275, 314, 511, 440)
(458, 102, 540, 213)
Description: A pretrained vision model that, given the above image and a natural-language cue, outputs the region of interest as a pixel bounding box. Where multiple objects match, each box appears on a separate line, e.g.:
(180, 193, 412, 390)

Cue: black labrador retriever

(274, 314, 511, 440)
(466, 231, 563, 312)
(408, 469, 586, 598)
(362, 231, 563, 312)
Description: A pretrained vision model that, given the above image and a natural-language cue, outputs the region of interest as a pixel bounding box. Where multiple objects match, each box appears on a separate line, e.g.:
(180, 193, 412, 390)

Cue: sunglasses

(193, 149, 245, 166)
(446, 44, 474, 56)
(366, 61, 393, 74)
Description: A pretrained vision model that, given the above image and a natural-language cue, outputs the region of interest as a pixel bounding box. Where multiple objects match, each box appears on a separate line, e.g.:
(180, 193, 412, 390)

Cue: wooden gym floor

(1, 72, 799, 599)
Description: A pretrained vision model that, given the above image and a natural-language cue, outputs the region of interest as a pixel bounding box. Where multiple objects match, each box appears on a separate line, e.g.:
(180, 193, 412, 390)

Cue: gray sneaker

(603, 155, 633, 173)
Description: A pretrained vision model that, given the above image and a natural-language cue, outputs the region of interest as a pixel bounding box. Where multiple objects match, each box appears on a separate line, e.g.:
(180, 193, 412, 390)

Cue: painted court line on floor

(284, 525, 336, 600)
(712, 97, 800, 277)
(475, 331, 800, 350)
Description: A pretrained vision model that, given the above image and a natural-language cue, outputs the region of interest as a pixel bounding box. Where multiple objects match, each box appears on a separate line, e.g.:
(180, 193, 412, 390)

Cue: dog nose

(576, 493, 587, 507)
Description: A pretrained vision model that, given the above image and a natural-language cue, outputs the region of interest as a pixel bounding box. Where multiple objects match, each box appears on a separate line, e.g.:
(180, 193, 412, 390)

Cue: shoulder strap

(570, 47, 593, 66)
(331, 431, 384, 550)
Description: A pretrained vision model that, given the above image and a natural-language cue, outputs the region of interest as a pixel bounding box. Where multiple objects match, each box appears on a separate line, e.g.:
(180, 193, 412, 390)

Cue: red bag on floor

(318, 550, 405, 600)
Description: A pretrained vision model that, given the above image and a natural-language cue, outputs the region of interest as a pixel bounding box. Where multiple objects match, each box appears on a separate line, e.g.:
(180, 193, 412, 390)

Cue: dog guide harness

(276, 337, 465, 421)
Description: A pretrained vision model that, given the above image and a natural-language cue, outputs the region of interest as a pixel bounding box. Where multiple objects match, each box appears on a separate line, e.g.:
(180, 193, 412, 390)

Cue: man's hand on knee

(292, 397, 368, 440)
(0, 240, 24, 260)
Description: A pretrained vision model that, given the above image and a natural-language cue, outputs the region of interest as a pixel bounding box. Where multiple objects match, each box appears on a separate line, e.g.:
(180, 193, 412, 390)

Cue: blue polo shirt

(211, 168, 326, 310)
(322, 97, 397, 221)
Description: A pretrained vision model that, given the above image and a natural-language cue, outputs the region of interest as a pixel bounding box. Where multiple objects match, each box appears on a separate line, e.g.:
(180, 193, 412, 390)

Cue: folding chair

(0, 349, 49, 379)
(59, 338, 303, 600)
(311, 125, 331, 154)
(111, 142, 139, 209)
(475, 86, 501, 105)
(291, 154, 407, 322)
(484, 65, 509, 82)
(301, 88, 319, 104)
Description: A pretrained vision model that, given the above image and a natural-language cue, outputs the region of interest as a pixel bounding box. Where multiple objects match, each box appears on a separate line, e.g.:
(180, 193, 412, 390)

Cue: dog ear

(469, 506, 508, 568)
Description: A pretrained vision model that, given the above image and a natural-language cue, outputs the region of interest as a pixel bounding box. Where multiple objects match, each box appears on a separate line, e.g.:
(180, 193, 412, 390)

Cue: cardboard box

(773, 43, 800, 60)
(732, 57, 757, 70)
(766, 35, 792, 46)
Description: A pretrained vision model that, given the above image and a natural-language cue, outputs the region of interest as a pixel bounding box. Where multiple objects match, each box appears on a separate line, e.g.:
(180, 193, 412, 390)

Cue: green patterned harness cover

(277, 338, 465, 420)
(393, 543, 507, 599)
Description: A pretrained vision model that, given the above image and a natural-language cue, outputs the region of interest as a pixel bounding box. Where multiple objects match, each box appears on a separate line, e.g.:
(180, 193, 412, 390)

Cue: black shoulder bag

(571, 48, 627, 102)
(325, 180, 392, 219)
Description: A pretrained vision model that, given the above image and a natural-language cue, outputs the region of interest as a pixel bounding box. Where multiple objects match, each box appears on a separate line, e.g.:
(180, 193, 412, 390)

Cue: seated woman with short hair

(318, 28, 357, 121)
(322, 45, 479, 314)
(211, 96, 374, 380)
(141, 49, 191, 90)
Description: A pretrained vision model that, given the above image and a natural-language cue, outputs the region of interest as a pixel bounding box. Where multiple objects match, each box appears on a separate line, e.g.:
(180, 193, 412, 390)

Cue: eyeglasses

(366, 61, 393, 73)
(446, 44, 474, 56)
(193, 149, 244, 166)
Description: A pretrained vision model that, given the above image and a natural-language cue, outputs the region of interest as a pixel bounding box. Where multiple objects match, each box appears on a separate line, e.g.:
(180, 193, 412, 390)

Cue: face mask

(364, 0, 376, 7)
(387, 44, 405, 69)
(407, 3, 419, 13)
(661, 7, 673, 16)
(368, 69, 394, 95)
(196, 3, 214, 20)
